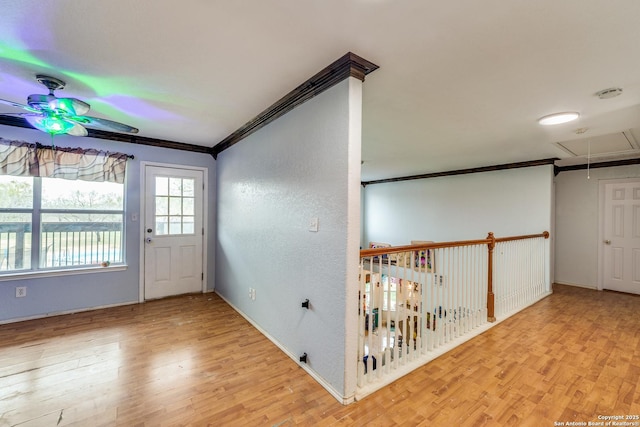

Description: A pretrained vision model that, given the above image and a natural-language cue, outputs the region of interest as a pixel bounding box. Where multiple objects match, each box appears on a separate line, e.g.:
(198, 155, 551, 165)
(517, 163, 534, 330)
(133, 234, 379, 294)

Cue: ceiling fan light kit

(0, 75, 139, 137)
(25, 114, 83, 136)
(537, 111, 580, 126)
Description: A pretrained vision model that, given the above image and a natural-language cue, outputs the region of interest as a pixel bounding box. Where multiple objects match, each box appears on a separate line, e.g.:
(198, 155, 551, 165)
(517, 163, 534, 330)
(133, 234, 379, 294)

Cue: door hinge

(201, 272, 204, 281)
(202, 228, 204, 235)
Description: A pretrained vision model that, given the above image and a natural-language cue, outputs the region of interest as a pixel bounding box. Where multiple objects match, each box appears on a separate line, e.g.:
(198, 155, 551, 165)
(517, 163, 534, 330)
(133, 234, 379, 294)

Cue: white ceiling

(1, 0, 639, 181)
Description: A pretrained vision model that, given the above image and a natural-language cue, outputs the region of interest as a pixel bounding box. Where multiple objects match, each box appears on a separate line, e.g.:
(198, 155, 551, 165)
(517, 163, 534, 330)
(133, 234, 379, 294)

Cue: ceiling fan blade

(0, 112, 40, 117)
(0, 98, 39, 113)
(64, 120, 89, 137)
(49, 97, 91, 116)
(25, 114, 88, 136)
(70, 115, 139, 134)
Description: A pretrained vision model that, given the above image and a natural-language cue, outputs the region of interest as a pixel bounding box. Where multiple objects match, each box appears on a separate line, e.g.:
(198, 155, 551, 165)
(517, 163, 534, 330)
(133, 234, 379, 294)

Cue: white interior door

(603, 179, 640, 294)
(144, 165, 204, 300)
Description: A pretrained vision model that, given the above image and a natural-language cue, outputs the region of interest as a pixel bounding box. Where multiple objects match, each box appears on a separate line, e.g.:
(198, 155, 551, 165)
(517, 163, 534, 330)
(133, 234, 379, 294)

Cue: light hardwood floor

(1, 284, 639, 426)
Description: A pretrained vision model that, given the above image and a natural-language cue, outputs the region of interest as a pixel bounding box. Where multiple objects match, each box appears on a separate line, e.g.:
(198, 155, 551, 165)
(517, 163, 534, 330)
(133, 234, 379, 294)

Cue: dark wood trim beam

(554, 157, 640, 175)
(0, 115, 33, 131)
(362, 158, 558, 186)
(211, 52, 379, 159)
(0, 115, 210, 154)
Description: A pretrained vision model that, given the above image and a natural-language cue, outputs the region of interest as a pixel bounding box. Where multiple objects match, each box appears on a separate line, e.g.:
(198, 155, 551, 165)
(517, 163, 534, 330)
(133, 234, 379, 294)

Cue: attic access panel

(555, 129, 639, 157)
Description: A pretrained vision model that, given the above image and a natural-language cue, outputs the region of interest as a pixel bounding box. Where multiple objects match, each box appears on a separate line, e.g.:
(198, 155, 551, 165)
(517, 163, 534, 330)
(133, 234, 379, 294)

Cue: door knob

(145, 237, 152, 244)
(147, 228, 153, 233)
(604, 240, 611, 245)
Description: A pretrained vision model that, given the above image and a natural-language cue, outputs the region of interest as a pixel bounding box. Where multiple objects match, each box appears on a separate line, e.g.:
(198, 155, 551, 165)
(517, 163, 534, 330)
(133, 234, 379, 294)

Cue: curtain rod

(35, 142, 135, 159)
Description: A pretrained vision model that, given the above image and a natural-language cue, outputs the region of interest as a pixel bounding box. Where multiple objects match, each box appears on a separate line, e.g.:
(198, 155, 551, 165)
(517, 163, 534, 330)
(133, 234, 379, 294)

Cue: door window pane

(169, 216, 182, 234)
(183, 198, 194, 216)
(156, 177, 168, 196)
(169, 178, 182, 196)
(169, 197, 182, 215)
(156, 197, 168, 215)
(183, 179, 194, 197)
(183, 216, 195, 234)
(156, 216, 168, 235)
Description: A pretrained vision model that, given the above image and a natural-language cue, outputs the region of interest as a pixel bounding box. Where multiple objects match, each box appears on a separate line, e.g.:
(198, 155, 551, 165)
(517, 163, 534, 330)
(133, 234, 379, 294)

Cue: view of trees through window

(0, 175, 124, 272)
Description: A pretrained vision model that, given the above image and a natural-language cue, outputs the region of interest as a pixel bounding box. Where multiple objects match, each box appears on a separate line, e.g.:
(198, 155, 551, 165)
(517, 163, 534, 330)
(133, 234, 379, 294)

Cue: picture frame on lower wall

(368, 242, 391, 262)
(410, 240, 435, 273)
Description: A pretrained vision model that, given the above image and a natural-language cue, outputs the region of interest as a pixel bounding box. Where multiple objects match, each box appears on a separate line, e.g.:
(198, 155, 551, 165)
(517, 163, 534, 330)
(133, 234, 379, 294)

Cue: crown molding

(362, 158, 558, 186)
(0, 115, 210, 154)
(211, 52, 379, 158)
(554, 157, 640, 175)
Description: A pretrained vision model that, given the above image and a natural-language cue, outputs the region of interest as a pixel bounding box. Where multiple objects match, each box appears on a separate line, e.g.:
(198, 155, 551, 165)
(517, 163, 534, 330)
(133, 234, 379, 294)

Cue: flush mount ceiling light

(537, 112, 580, 126)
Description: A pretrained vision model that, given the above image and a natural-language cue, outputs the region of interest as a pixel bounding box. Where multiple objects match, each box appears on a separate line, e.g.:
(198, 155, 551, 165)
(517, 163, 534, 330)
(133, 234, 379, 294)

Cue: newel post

(487, 232, 496, 322)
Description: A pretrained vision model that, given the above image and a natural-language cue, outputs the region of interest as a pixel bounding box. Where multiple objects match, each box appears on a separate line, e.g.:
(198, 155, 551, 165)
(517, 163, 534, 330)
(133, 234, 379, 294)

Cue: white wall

(215, 78, 362, 402)
(363, 165, 555, 245)
(0, 125, 216, 323)
(554, 164, 640, 289)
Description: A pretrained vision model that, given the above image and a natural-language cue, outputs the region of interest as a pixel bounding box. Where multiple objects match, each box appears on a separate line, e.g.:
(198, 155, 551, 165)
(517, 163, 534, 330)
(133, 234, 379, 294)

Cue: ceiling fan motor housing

(35, 75, 66, 92)
(27, 94, 56, 110)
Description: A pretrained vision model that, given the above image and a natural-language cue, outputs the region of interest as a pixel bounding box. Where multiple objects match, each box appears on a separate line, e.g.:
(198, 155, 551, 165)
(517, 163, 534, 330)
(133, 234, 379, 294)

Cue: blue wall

(215, 79, 362, 401)
(0, 125, 216, 322)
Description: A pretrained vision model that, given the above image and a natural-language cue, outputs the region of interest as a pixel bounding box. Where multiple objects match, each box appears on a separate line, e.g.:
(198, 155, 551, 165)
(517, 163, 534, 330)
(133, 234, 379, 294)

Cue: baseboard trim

(214, 292, 352, 405)
(554, 281, 598, 290)
(0, 300, 138, 325)
(2, 290, 216, 325)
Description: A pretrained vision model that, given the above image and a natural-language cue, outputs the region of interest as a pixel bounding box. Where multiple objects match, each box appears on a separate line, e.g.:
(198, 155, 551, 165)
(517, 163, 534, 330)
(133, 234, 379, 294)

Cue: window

(364, 274, 398, 312)
(154, 176, 195, 235)
(0, 175, 124, 272)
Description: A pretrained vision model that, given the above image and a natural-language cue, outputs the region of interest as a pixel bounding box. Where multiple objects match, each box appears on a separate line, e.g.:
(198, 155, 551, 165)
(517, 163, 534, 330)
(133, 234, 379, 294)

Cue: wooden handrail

(495, 231, 549, 243)
(360, 231, 549, 258)
(360, 239, 492, 258)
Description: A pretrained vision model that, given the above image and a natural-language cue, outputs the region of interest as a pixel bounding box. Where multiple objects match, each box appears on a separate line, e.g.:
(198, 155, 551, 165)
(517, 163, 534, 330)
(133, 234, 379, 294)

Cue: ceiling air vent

(595, 87, 623, 99)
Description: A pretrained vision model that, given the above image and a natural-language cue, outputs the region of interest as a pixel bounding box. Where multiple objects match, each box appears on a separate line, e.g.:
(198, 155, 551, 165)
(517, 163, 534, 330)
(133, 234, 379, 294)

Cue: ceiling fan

(0, 75, 139, 136)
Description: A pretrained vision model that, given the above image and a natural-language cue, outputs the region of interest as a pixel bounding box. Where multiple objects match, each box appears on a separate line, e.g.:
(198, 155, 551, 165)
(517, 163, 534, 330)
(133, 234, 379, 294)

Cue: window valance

(0, 137, 132, 184)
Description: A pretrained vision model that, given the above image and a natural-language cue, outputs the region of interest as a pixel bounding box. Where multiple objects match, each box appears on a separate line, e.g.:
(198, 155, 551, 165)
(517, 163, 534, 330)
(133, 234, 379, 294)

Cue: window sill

(0, 265, 128, 282)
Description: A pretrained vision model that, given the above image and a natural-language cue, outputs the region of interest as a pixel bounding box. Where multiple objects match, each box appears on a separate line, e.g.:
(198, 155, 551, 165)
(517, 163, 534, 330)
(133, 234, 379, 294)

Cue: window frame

(0, 175, 126, 277)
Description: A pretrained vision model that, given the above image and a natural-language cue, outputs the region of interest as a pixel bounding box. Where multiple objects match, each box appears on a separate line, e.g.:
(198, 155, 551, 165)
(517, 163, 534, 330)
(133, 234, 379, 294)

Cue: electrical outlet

(249, 287, 253, 299)
(251, 289, 256, 300)
(16, 286, 27, 298)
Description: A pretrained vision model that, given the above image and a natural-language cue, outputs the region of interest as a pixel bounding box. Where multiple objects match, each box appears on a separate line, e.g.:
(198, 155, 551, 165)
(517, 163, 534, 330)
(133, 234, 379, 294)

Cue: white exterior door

(602, 179, 640, 295)
(144, 165, 204, 300)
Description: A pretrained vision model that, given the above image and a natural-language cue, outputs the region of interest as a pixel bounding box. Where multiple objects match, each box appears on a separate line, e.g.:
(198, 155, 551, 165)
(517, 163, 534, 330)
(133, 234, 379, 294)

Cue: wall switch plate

(309, 217, 319, 232)
(16, 286, 27, 298)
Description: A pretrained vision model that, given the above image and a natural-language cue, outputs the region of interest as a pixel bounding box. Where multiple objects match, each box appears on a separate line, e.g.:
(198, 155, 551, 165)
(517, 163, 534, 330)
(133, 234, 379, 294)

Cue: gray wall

(363, 165, 555, 245)
(0, 125, 216, 323)
(554, 164, 640, 289)
(215, 79, 362, 401)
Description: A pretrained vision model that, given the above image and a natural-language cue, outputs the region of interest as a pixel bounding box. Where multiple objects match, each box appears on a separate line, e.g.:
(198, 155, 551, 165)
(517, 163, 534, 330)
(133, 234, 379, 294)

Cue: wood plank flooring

(1, 284, 639, 426)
